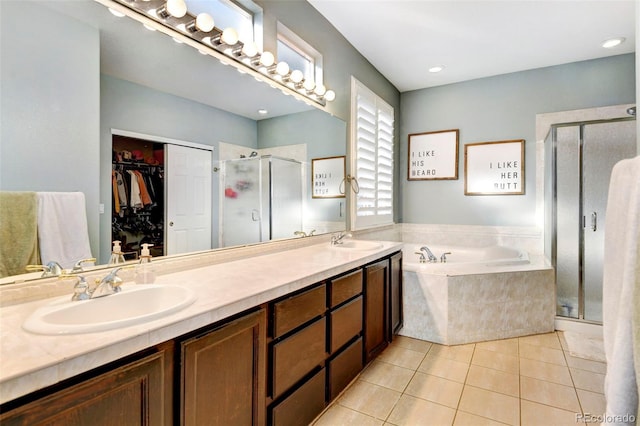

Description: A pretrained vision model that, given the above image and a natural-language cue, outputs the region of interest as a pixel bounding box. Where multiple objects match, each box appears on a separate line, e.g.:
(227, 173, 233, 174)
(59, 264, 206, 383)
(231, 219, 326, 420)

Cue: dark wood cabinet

(364, 259, 389, 363)
(2, 250, 402, 426)
(389, 252, 403, 338)
(180, 309, 266, 426)
(0, 343, 174, 426)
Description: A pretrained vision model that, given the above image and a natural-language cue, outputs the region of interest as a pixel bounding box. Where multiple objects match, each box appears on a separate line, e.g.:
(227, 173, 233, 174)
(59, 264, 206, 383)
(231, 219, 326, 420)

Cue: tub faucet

(420, 246, 438, 263)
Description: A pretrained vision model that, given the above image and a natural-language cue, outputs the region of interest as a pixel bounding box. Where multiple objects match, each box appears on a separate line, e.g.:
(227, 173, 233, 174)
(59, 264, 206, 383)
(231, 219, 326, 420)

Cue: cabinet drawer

(272, 284, 326, 338)
(272, 317, 327, 398)
(329, 337, 363, 400)
(330, 269, 362, 307)
(271, 369, 326, 426)
(330, 296, 363, 353)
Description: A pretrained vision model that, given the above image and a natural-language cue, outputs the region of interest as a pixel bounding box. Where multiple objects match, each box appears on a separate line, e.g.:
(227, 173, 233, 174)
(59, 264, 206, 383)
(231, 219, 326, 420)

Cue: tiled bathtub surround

(401, 268, 555, 345)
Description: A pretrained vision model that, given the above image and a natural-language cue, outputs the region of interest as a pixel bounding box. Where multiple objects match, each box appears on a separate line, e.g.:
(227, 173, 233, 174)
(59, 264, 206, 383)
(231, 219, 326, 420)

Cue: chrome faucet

(26, 261, 65, 277)
(420, 246, 438, 263)
(59, 275, 91, 301)
(331, 231, 352, 245)
(440, 252, 452, 263)
(92, 267, 126, 298)
(71, 257, 97, 273)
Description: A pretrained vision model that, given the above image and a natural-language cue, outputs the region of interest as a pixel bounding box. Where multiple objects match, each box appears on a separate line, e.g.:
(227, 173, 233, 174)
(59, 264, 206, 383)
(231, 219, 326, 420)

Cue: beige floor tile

(558, 331, 570, 351)
(565, 354, 607, 374)
(338, 380, 401, 420)
(521, 399, 582, 426)
(387, 394, 456, 426)
(392, 336, 433, 353)
(472, 348, 519, 374)
(520, 376, 581, 412)
(428, 343, 476, 363)
(466, 364, 519, 397)
(404, 371, 464, 408)
(360, 360, 416, 392)
(570, 368, 605, 394)
(377, 345, 426, 370)
(418, 353, 470, 383)
(519, 332, 562, 350)
(519, 357, 573, 386)
(453, 411, 510, 426)
(576, 389, 606, 416)
(314, 404, 385, 426)
(458, 386, 520, 425)
(476, 339, 519, 356)
(519, 342, 567, 366)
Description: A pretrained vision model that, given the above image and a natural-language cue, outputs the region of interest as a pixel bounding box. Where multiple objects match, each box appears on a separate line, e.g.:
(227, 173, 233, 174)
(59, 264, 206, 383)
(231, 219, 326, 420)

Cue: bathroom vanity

(0, 241, 402, 425)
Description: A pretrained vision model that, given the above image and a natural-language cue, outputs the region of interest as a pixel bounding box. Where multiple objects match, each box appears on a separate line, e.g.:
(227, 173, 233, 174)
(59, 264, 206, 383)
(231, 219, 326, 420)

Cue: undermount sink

(23, 284, 196, 335)
(332, 240, 384, 251)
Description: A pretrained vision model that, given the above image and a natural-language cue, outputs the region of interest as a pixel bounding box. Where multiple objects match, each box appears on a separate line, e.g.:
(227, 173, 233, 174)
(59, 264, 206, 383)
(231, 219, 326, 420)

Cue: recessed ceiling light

(428, 65, 445, 73)
(602, 37, 625, 48)
(258, 109, 268, 115)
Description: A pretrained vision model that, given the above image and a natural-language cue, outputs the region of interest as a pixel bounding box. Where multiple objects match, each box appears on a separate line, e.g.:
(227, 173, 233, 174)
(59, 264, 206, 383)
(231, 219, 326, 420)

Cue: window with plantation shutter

(350, 77, 394, 230)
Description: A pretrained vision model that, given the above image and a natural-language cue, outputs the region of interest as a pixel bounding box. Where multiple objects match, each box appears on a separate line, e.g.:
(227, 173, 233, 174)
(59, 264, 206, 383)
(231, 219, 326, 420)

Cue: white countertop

(0, 240, 402, 404)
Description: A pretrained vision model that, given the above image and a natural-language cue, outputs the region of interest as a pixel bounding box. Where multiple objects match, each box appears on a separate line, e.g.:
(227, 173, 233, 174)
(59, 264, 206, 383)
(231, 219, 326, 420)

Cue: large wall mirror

(0, 0, 347, 284)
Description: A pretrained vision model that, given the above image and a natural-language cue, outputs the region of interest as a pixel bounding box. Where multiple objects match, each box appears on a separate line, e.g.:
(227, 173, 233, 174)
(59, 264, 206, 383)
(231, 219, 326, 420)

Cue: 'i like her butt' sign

(407, 129, 459, 180)
(464, 140, 525, 195)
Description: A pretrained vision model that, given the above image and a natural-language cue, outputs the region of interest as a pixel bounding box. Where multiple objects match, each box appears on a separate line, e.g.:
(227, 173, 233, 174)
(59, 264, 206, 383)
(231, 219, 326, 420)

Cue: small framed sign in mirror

(312, 156, 346, 198)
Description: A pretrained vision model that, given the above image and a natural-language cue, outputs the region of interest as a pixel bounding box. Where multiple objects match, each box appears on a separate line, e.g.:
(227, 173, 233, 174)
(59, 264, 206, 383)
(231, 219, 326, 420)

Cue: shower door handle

(251, 209, 260, 222)
(590, 212, 597, 232)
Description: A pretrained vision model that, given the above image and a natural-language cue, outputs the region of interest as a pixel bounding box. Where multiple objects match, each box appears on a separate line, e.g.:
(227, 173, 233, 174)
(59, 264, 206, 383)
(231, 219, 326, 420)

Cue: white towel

(603, 156, 640, 425)
(36, 192, 93, 270)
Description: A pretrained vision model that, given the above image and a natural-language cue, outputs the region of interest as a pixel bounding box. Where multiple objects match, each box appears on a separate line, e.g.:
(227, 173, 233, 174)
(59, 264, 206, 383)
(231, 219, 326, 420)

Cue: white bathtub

(400, 244, 554, 345)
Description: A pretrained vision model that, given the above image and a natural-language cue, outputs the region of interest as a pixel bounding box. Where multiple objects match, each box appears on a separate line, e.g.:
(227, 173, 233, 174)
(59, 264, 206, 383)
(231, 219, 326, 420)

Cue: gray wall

(258, 109, 347, 224)
(100, 75, 258, 262)
(401, 54, 636, 227)
(0, 1, 101, 257)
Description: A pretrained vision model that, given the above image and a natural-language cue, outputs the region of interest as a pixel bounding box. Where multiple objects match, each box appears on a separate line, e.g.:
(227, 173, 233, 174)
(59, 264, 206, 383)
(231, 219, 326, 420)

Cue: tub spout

(420, 246, 438, 263)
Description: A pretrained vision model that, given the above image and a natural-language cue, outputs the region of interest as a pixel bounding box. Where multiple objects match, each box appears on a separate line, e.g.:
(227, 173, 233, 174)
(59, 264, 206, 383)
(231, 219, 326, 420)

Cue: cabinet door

(389, 252, 403, 337)
(364, 259, 389, 363)
(181, 309, 266, 426)
(0, 343, 174, 426)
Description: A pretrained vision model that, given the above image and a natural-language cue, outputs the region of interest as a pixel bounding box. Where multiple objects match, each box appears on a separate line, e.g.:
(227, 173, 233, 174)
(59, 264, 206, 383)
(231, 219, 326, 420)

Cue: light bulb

(241, 41, 258, 58)
(275, 61, 290, 76)
(303, 79, 315, 92)
(195, 13, 215, 32)
(108, 8, 125, 17)
(220, 28, 239, 45)
(259, 51, 275, 67)
(166, 0, 187, 18)
(314, 84, 326, 96)
(324, 90, 336, 102)
(290, 70, 304, 84)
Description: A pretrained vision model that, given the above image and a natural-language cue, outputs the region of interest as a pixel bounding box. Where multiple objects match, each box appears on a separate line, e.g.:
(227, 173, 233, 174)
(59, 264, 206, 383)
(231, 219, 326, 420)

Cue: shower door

(553, 119, 636, 322)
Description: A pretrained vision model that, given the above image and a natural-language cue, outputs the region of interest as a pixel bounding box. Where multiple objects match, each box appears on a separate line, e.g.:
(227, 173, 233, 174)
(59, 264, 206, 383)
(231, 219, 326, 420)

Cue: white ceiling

(308, 0, 636, 93)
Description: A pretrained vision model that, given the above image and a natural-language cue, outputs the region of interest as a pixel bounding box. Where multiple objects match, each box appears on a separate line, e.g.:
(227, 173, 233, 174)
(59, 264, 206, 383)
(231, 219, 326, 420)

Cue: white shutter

(350, 77, 394, 230)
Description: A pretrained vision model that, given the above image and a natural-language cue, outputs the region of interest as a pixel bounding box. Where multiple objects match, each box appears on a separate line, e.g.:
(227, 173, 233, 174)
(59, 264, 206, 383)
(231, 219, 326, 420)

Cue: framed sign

(464, 139, 525, 195)
(312, 156, 346, 198)
(408, 129, 459, 180)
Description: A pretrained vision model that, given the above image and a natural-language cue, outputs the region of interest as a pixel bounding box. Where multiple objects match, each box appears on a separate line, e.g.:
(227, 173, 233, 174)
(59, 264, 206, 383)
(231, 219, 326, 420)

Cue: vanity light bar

(97, 0, 335, 106)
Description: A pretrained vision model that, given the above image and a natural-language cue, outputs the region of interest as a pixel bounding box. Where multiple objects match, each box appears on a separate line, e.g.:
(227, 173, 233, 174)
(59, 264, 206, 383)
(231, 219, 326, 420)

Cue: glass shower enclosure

(220, 155, 303, 247)
(545, 117, 636, 323)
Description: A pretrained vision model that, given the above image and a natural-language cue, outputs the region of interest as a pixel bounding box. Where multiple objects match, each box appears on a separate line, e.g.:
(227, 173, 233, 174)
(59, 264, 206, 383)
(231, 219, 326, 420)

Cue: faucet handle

(440, 252, 452, 263)
(26, 261, 64, 277)
(71, 258, 97, 273)
(59, 274, 91, 301)
(414, 251, 426, 263)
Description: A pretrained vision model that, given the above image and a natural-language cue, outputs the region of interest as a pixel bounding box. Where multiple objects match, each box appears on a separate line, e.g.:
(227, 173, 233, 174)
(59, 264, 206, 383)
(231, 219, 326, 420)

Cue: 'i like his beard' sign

(407, 130, 459, 180)
(464, 140, 525, 195)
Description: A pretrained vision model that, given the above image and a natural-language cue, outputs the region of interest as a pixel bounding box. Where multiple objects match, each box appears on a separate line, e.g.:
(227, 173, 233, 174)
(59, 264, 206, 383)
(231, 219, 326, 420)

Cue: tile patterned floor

(313, 332, 606, 426)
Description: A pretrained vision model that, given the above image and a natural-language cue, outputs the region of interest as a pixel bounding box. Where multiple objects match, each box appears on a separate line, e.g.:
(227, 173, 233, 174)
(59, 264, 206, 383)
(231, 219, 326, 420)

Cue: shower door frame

(549, 116, 636, 323)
